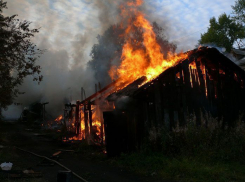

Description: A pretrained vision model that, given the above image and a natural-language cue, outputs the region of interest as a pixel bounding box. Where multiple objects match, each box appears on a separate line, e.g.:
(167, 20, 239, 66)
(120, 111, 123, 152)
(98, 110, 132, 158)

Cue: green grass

(113, 152, 245, 182)
(110, 115, 245, 182)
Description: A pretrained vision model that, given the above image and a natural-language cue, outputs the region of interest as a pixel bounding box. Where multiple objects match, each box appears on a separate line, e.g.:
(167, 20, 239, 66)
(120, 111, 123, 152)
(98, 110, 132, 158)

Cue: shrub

(145, 111, 245, 162)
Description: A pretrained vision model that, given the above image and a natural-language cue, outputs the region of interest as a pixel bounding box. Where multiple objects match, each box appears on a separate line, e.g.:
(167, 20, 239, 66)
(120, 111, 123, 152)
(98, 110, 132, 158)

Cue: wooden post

(88, 103, 93, 140)
(99, 105, 104, 145)
(84, 102, 89, 140)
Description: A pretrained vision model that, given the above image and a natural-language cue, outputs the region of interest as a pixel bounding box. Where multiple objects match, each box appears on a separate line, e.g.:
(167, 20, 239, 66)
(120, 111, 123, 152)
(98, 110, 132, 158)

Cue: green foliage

(0, 0, 43, 110)
(199, 13, 245, 52)
(232, 0, 245, 24)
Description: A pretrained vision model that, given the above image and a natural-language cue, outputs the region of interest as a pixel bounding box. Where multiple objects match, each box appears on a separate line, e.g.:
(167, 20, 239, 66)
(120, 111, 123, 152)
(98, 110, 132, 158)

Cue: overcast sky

(2, 0, 236, 117)
(4, 0, 235, 58)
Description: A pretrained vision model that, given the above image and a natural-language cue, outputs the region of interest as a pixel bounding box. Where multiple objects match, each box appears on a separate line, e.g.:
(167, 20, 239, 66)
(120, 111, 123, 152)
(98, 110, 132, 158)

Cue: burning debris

(57, 0, 185, 144)
(50, 1, 245, 156)
(61, 91, 113, 144)
(58, 46, 245, 156)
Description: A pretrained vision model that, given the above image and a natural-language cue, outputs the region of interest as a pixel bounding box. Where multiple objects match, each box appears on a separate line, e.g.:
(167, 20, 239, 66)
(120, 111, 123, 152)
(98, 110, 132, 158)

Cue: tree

(88, 22, 176, 86)
(232, 0, 245, 24)
(0, 0, 43, 118)
(199, 13, 245, 52)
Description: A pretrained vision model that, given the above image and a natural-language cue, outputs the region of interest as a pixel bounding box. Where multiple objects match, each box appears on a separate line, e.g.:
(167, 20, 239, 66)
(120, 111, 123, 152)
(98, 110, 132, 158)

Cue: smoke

(87, 0, 177, 86)
(2, 0, 179, 119)
(91, 0, 172, 32)
(2, 0, 99, 119)
(8, 48, 93, 116)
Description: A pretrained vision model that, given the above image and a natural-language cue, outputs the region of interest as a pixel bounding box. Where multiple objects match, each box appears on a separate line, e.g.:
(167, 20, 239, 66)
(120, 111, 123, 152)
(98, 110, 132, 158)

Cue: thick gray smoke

(2, 0, 176, 119)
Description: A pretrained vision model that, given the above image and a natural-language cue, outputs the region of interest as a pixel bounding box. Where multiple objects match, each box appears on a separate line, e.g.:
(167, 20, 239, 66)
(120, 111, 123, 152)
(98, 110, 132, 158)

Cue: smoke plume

(2, 0, 176, 119)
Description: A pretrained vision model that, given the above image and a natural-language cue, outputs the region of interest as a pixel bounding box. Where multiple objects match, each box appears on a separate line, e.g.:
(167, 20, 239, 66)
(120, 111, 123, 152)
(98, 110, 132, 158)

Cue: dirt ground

(0, 121, 167, 182)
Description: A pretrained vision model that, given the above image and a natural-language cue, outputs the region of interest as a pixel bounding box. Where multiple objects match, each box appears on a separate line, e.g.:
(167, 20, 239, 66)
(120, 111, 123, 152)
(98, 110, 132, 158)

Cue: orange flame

(127, 0, 143, 6)
(72, 105, 103, 141)
(109, 0, 187, 89)
(176, 72, 180, 79)
(189, 61, 200, 86)
(55, 115, 63, 122)
(91, 105, 103, 140)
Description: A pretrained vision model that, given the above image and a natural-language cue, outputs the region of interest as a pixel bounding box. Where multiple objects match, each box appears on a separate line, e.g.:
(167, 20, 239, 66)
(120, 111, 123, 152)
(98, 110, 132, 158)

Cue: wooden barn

(103, 47, 245, 156)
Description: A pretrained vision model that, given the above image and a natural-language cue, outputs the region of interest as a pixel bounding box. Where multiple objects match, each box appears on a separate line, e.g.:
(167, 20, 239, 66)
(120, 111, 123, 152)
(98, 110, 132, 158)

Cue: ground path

(0, 121, 170, 182)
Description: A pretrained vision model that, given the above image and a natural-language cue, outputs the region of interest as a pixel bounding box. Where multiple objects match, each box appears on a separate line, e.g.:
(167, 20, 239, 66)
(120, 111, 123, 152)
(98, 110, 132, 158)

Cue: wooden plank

(84, 104, 89, 140)
(88, 103, 93, 140)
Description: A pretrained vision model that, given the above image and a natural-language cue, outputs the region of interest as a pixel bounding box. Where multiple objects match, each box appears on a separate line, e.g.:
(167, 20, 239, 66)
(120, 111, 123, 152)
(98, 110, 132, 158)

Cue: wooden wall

(104, 48, 245, 156)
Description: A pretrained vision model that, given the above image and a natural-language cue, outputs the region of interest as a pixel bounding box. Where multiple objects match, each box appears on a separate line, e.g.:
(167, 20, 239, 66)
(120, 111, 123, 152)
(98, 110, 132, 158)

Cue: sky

(3, 0, 236, 58)
(2, 0, 236, 118)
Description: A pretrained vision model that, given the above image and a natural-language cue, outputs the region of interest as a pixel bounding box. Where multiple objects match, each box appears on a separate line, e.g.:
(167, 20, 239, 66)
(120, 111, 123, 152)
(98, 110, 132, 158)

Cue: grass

(110, 113, 245, 182)
(113, 152, 245, 182)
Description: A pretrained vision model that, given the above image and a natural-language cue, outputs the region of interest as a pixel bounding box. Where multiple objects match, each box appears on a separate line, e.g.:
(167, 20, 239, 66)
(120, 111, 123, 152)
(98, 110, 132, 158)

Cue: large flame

(55, 115, 63, 122)
(109, 0, 187, 88)
(62, 0, 189, 143)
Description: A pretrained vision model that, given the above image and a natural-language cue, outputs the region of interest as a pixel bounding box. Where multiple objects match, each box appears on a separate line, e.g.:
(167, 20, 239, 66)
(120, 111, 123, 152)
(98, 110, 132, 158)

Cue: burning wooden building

(61, 47, 245, 156)
(55, 0, 245, 156)
(102, 47, 245, 156)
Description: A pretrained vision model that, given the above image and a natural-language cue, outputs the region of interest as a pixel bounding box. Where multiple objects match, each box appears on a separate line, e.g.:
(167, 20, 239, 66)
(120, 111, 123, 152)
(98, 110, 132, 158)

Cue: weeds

(146, 111, 245, 163)
(115, 112, 245, 181)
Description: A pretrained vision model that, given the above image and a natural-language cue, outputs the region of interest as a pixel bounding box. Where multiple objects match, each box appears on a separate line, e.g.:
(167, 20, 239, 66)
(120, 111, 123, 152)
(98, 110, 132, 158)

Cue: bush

(145, 112, 245, 162)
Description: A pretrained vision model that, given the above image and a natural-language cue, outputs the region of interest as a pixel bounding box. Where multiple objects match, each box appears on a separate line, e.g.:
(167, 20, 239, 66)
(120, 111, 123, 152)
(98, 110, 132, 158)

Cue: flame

(189, 61, 197, 70)
(77, 108, 85, 140)
(109, 0, 187, 89)
(189, 61, 200, 87)
(55, 115, 63, 122)
(91, 105, 102, 140)
(201, 63, 208, 97)
(188, 59, 208, 97)
(68, 105, 103, 142)
(189, 65, 193, 88)
(127, 0, 143, 6)
(176, 72, 180, 79)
